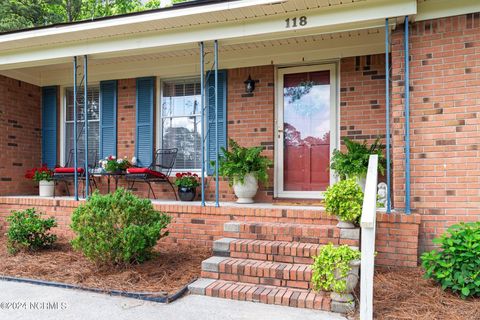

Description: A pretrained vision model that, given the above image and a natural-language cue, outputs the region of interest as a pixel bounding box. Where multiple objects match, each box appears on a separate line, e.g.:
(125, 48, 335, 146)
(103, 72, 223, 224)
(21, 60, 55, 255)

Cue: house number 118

(285, 16, 307, 28)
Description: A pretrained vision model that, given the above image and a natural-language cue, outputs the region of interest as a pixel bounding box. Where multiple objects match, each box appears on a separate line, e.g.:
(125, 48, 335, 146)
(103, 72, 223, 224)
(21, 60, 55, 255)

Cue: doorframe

(274, 63, 339, 199)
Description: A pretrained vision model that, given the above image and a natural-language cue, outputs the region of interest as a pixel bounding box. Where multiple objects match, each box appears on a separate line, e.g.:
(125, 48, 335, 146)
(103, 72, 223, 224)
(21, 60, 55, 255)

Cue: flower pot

(356, 176, 366, 192)
(335, 216, 356, 229)
(39, 180, 54, 197)
(334, 259, 360, 294)
(178, 187, 196, 201)
(233, 173, 258, 204)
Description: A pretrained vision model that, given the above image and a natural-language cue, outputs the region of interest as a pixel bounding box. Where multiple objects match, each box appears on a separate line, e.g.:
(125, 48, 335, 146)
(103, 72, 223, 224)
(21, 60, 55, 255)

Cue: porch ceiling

(1, 27, 386, 86)
(0, 0, 417, 73)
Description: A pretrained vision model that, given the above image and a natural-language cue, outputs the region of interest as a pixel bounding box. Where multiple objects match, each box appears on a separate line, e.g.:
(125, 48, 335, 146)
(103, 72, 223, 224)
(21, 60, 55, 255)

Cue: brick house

(0, 0, 479, 312)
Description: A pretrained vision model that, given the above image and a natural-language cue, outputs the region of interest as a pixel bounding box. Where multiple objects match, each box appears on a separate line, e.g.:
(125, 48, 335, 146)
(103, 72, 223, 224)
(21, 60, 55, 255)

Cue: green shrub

(6, 208, 57, 254)
(311, 243, 361, 293)
(330, 137, 386, 180)
(70, 189, 171, 265)
(324, 178, 364, 223)
(421, 222, 480, 299)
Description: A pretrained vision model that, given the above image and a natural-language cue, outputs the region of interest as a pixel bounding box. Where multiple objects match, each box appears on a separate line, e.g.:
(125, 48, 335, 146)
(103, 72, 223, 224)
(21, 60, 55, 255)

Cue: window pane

(66, 87, 100, 122)
(65, 86, 100, 167)
(162, 116, 202, 170)
(161, 78, 202, 171)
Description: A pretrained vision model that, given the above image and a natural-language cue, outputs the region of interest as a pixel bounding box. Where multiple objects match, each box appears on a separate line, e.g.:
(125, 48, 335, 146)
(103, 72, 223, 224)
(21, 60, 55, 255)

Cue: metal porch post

(73, 57, 79, 201)
(200, 42, 206, 207)
(404, 16, 411, 214)
(214, 40, 219, 207)
(83, 55, 89, 198)
(385, 19, 391, 213)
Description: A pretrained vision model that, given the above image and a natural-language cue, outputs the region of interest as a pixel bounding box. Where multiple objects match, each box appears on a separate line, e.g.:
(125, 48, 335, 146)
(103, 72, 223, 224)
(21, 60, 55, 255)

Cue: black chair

(126, 148, 178, 200)
(53, 149, 98, 197)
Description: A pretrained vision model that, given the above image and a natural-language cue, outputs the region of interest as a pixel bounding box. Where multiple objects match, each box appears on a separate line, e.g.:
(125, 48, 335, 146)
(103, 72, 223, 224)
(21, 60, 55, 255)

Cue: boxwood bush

(6, 208, 57, 254)
(71, 189, 171, 265)
(421, 222, 480, 299)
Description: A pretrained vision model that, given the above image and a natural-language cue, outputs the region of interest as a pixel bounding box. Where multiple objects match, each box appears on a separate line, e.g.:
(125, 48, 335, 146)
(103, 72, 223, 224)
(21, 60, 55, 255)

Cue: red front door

(278, 67, 333, 196)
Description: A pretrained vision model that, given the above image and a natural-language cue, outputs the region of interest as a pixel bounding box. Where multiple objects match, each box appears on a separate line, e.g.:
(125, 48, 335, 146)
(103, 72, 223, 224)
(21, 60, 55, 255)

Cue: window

(64, 86, 100, 167)
(161, 79, 202, 170)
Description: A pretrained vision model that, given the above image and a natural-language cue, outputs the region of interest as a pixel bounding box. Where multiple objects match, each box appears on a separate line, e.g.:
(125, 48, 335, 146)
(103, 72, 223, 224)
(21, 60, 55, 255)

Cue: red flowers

(25, 165, 53, 182)
(174, 172, 200, 188)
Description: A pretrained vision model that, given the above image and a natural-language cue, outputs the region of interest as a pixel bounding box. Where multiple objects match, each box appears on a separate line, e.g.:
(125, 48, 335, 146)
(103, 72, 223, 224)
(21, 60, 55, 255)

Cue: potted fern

(216, 139, 272, 203)
(330, 137, 385, 191)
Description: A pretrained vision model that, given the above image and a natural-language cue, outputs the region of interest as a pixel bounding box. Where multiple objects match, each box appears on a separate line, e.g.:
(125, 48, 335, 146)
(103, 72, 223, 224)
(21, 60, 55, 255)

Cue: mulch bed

(350, 267, 480, 320)
(0, 236, 211, 295)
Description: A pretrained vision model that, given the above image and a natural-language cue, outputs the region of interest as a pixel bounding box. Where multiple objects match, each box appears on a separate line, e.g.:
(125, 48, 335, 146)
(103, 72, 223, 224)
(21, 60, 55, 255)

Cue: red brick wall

(391, 14, 480, 252)
(340, 54, 387, 145)
(0, 197, 419, 267)
(0, 75, 41, 196)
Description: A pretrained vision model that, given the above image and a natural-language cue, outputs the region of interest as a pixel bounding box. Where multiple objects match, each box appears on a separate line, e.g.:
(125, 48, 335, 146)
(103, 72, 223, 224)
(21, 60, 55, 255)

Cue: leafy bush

(324, 178, 364, 223)
(216, 139, 272, 186)
(330, 137, 386, 180)
(311, 243, 361, 293)
(71, 189, 171, 265)
(6, 208, 57, 254)
(421, 222, 480, 299)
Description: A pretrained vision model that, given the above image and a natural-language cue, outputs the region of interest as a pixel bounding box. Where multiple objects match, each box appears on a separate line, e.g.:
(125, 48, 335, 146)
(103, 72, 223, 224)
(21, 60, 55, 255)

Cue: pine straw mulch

(349, 267, 480, 320)
(0, 236, 211, 295)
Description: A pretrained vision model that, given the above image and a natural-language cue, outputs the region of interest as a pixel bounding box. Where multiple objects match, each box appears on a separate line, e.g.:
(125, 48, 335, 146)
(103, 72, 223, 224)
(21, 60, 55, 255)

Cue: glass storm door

(275, 65, 337, 199)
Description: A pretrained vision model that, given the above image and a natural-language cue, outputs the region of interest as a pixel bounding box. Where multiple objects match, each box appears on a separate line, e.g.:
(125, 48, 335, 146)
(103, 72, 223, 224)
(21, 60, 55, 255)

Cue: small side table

(94, 171, 126, 193)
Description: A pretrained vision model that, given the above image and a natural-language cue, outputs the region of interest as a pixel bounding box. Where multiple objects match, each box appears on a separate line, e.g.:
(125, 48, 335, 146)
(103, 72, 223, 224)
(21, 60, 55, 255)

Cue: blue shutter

(42, 86, 57, 168)
(136, 77, 154, 167)
(100, 80, 117, 159)
(206, 70, 228, 175)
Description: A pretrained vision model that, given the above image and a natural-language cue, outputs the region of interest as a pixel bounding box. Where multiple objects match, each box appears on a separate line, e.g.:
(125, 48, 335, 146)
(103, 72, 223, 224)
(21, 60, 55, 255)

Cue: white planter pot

(334, 259, 360, 294)
(233, 173, 258, 204)
(335, 217, 356, 229)
(39, 180, 54, 197)
(356, 176, 366, 192)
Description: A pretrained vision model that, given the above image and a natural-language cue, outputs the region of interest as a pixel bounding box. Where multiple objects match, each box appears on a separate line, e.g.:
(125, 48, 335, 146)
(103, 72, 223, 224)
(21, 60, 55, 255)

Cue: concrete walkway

(0, 281, 346, 320)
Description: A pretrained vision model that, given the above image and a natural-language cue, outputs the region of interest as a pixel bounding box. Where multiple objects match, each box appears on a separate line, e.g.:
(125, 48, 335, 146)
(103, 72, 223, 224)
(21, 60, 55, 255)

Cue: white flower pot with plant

(25, 166, 54, 197)
(324, 178, 364, 228)
(330, 137, 386, 191)
(216, 139, 272, 204)
(311, 243, 361, 297)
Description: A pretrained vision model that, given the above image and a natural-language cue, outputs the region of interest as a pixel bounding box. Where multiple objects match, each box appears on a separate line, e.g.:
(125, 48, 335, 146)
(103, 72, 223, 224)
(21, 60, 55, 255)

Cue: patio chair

(125, 148, 178, 200)
(53, 149, 98, 197)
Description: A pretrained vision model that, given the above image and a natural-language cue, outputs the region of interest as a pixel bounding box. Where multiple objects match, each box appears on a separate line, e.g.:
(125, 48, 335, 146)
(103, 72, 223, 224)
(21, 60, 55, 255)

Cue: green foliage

(174, 172, 199, 188)
(70, 189, 171, 265)
(324, 178, 363, 223)
(6, 208, 57, 254)
(215, 139, 272, 186)
(311, 243, 361, 293)
(330, 137, 386, 180)
(0, 0, 191, 32)
(421, 222, 480, 299)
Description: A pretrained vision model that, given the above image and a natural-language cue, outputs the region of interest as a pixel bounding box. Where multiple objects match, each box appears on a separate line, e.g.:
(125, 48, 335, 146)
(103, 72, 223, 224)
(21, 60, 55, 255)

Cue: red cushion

(54, 167, 85, 174)
(127, 168, 166, 179)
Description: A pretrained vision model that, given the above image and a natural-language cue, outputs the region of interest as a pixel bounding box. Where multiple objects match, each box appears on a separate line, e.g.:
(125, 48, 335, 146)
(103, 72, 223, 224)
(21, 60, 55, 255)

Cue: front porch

(0, 195, 420, 268)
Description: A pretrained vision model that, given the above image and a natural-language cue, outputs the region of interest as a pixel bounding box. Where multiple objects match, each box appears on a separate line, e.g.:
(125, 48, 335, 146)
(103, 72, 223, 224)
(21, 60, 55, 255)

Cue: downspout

(214, 40, 220, 207)
(404, 16, 411, 214)
(83, 55, 89, 199)
(385, 19, 391, 213)
(200, 42, 206, 207)
(73, 57, 79, 201)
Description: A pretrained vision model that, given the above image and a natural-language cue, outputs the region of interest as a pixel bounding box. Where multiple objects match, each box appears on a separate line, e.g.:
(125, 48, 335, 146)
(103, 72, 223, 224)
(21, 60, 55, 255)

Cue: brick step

(201, 256, 313, 290)
(223, 221, 359, 246)
(188, 278, 332, 311)
(213, 238, 359, 264)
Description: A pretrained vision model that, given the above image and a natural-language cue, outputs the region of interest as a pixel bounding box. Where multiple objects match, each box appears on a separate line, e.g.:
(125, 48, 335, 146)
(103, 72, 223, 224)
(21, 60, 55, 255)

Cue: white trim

(0, 0, 416, 70)
(274, 63, 339, 199)
(415, 0, 480, 22)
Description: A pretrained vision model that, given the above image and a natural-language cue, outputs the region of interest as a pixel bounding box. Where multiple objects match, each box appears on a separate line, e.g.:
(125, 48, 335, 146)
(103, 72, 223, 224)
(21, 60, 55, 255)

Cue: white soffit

(0, 0, 416, 70)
